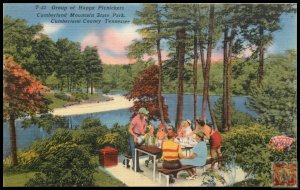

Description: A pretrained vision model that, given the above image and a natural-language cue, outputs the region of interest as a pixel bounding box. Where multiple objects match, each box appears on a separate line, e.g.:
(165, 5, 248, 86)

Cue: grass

(3, 171, 36, 187)
(45, 92, 106, 109)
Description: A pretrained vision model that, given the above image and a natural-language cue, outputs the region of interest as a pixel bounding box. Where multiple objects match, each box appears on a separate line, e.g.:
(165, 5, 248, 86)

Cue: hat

(138, 107, 149, 115)
(196, 132, 205, 138)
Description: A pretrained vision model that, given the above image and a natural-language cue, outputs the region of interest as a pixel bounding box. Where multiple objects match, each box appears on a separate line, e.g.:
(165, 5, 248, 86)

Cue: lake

(3, 93, 256, 158)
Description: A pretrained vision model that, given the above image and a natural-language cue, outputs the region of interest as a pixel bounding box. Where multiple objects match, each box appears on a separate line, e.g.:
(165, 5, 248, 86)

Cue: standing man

(128, 107, 149, 172)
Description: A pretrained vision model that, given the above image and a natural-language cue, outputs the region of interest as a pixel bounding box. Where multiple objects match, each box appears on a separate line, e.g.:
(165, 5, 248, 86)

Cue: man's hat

(138, 107, 149, 115)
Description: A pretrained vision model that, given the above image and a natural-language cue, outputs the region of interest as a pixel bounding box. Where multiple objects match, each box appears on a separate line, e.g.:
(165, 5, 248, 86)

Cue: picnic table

(135, 145, 162, 181)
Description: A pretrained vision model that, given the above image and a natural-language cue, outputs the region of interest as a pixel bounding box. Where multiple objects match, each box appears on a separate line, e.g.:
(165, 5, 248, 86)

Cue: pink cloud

(81, 25, 141, 65)
(211, 51, 223, 63)
(81, 32, 100, 51)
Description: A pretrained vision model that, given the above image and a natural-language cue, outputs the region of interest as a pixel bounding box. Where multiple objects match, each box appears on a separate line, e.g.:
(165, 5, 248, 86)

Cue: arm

(128, 124, 138, 142)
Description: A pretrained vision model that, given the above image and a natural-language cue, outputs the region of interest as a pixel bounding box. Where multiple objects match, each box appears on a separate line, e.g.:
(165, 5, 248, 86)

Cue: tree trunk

(227, 28, 234, 131)
(201, 4, 214, 121)
(157, 39, 165, 124)
(193, 28, 198, 129)
(9, 112, 18, 166)
(91, 80, 93, 94)
(86, 79, 89, 93)
(258, 25, 264, 88)
(175, 28, 186, 130)
(223, 27, 229, 132)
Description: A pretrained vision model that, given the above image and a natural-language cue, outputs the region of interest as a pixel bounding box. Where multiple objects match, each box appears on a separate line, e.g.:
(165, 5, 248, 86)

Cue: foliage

(3, 16, 43, 70)
(247, 50, 297, 135)
(97, 133, 119, 148)
(110, 123, 130, 153)
(25, 142, 96, 187)
(126, 64, 169, 122)
(101, 86, 111, 94)
(70, 91, 89, 101)
(3, 149, 40, 171)
(213, 97, 255, 130)
(21, 114, 68, 133)
(3, 56, 50, 118)
(222, 124, 296, 186)
(54, 92, 71, 101)
(81, 118, 103, 129)
(201, 170, 226, 187)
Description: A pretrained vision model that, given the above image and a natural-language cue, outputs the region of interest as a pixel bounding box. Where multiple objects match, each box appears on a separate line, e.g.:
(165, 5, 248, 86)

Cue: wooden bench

(158, 157, 226, 186)
(123, 152, 146, 169)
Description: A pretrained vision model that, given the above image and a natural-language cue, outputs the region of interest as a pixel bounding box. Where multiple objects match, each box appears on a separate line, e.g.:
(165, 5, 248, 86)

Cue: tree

(240, 4, 296, 88)
(3, 16, 43, 72)
(201, 4, 215, 122)
(82, 46, 102, 94)
(126, 65, 169, 122)
(248, 50, 297, 135)
(3, 56, 49, 165)
(129, 4, 168, 124)
(31, 34, 59, 83)
(56, 39, 84, 92)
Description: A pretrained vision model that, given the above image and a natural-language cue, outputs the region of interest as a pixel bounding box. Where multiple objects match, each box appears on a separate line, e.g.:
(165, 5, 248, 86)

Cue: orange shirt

(161, 140, 183, 161)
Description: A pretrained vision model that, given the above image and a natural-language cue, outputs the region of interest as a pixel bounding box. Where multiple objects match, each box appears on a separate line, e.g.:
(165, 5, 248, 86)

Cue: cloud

(41, 23, 65, 35)
(81, 24, 141, 65)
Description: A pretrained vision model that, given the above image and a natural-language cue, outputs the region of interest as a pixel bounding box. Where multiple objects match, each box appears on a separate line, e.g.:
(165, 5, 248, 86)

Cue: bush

(25, 142, 96, 187)
(81, 118, 103, 129)
(3, 149, 40, 172)
(54, 92, 70, 101)
(71, 91, 89, 101)
(102, 86, 111, 94)
(222, 124, 296, 186)
(110, 123, 130, 154)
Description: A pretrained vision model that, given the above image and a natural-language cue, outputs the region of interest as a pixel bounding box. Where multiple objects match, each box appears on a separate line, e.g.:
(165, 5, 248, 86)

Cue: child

(144, 125, 156, 167)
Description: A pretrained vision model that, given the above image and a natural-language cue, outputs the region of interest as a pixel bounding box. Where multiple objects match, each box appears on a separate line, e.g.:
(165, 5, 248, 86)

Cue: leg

(217, 146, 223, 168)
(211, 148, 218, 170)
(130, 135, 139, 171)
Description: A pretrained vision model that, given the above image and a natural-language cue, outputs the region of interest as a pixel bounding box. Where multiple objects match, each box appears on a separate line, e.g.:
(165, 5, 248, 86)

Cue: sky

(3, 3, 297, 65)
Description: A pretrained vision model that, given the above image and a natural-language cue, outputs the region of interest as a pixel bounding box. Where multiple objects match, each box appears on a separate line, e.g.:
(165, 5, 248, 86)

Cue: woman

(180, 132, 207, 180)
(195, 119, 223, 170)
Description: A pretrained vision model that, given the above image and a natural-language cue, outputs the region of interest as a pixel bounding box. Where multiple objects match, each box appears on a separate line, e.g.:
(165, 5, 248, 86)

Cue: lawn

(3, 171, 36, 187)
(45, 92, 106, 109)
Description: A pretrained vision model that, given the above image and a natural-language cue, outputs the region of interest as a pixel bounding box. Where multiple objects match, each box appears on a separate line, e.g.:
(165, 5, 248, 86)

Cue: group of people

(125, 107, 223, 180)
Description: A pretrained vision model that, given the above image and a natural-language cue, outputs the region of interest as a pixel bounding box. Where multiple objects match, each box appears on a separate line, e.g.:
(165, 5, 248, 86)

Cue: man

(127, 107, 149, 172)
(161, 133, 183, 170)
(161, 132, 184, 183)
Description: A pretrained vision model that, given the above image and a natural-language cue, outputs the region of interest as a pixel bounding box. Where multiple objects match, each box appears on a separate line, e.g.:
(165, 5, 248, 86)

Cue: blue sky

(3, 3, 297, 64)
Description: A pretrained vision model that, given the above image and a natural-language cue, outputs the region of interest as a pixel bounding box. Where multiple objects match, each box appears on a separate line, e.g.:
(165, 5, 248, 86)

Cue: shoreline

(51, 95, 133, 116)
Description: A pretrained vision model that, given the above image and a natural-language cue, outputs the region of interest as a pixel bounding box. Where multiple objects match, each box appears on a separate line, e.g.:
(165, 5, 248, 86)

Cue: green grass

(3, 171, 36, 187)
(45, 92, 106, 109)
(93, 169, 126, 187)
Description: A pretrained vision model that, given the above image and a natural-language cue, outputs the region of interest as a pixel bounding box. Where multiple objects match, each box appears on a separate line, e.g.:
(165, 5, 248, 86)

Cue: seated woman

(156, 123, 167, 148)
(180, 132, 207, 180)
(177, 120, 193, 143)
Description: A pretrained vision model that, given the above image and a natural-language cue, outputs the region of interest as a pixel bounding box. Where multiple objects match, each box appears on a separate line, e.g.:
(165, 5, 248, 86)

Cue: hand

(134, 136, 138, 142)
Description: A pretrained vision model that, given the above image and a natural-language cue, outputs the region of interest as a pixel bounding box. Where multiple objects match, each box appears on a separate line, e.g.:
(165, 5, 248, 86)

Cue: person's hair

(196, 119, 206, 126)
